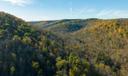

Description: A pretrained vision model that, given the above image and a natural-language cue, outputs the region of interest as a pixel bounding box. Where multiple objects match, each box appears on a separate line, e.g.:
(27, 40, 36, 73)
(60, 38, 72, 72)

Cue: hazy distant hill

(29, 18, 99, 33)
(30, 18, 128, 33)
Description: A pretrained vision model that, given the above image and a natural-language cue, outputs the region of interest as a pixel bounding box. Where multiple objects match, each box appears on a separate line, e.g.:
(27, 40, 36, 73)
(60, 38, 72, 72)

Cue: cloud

(78, 8, 96, 15)
(96, 9, 128, 18)
(70, 8, 128, 19)
(2, 0, 32, 6)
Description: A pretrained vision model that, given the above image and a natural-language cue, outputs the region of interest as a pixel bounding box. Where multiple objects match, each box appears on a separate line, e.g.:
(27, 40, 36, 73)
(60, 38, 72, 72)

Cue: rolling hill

(0, 12, 91, 76)
(29, 18, 98, 33)
(30, 18, 128, 76)
(0, 12, 128, 76)
(0, 12, 67, 76)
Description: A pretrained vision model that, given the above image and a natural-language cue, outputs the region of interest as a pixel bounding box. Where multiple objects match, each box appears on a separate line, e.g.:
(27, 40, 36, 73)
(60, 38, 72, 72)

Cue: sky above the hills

(0, 0, 128, 21)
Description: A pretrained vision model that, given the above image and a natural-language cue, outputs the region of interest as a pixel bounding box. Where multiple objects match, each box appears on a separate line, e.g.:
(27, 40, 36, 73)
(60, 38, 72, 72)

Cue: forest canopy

(0, 12, 128, 76)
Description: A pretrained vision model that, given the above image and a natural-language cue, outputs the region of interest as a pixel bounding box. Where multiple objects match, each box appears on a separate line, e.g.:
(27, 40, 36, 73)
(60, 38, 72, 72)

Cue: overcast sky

(0, 0, 128, 21)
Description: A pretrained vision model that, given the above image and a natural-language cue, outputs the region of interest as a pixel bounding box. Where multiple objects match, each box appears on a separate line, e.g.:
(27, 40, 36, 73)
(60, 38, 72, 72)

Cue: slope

(71, 19, 128, 76)
(0, 12, 91, 76)
(29, 18, 98, 33)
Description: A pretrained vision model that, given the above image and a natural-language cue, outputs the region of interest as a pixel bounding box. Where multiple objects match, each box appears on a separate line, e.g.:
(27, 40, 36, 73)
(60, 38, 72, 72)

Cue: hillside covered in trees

(0, 12, 128, 76)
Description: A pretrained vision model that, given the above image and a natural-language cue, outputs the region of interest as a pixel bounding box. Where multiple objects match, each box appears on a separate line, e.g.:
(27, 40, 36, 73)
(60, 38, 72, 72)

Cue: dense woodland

(0, 12, 128, 76)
